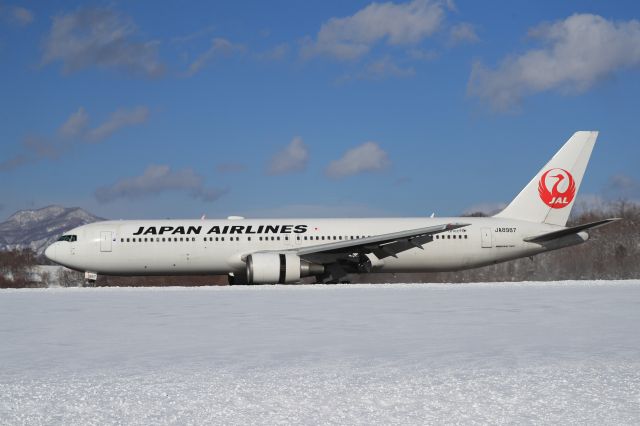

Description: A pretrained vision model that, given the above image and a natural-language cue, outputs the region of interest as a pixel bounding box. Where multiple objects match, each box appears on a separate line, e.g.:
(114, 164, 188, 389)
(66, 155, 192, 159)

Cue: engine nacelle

(246, 253, 323, 284)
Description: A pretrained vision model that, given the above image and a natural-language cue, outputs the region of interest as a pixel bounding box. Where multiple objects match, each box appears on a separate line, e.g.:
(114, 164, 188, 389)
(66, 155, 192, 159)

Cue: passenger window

(221, 237, 225, 241)
(465, 235, 468, 239)
(248, 237, 251, 241)
(447, 235, 450, 239)
(277, 236, 280, 241)
(126, 238, 130, 242)
(120, 238, 124, 242)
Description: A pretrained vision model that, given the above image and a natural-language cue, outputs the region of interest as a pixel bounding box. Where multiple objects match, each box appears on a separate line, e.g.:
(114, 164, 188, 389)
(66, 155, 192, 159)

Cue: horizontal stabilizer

(524, 218, 620, 243)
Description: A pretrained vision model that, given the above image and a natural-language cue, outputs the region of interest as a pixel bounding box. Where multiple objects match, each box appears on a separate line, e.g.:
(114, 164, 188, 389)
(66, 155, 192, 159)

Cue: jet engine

(246, 253, 324, 284)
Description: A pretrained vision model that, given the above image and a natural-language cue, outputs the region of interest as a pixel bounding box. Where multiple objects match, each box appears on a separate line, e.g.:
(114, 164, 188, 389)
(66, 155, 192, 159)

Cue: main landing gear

(84, 271, 98, 287)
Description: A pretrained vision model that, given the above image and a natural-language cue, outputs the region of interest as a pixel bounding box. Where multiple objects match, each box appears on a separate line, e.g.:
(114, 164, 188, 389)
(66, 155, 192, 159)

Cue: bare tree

(56, 268, 84, 287)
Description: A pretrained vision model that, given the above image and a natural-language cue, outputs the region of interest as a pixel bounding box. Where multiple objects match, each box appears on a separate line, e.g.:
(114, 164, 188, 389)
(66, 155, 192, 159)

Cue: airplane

(45, 131, 619, 285)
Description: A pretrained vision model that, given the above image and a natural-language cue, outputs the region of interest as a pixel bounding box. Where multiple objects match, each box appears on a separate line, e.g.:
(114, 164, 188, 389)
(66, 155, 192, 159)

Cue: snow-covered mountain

(0, 206, 103, 255)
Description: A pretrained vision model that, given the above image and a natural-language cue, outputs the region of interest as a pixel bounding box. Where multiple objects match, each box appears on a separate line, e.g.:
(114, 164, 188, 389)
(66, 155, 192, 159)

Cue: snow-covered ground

(1, 281, 640, 425)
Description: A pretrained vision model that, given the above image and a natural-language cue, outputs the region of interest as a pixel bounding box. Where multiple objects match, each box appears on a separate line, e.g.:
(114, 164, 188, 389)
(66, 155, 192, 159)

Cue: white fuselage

(44, 217, 587, 277)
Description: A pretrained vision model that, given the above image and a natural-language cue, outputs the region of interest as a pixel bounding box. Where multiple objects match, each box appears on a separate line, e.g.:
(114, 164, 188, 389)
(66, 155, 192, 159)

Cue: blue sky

(1, 0, 639, 220)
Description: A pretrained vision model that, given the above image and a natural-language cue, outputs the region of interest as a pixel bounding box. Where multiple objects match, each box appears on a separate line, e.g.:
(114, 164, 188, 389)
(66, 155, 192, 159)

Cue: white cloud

(326, 142, 390, 178)
(0, 154, 28, 172)
(468, 14, 640, 110)
(606, 174, 640, 200)
(187, 37, 244, 76)
(608, 174, 639, 191)
(87, 106, 149, 141)
(42, 7, 164, 77)
(10, 6, 33, 26)
(301, 0, 448, 60)
(255, 43, 290, 61)
(408, 48, 438, 61)
(95, 165, 226, 203)
(337, 56, 415, 83)
(58, 107, 89, 138)
(1, 106, 149, 172)
(268, 137, 309, 175)
(448, 22, 478, 46)
(171, 25, 216, 44)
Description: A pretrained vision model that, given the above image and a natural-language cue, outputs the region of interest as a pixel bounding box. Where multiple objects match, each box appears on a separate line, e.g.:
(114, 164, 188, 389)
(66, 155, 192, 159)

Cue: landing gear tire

(228, 272, 249, 286)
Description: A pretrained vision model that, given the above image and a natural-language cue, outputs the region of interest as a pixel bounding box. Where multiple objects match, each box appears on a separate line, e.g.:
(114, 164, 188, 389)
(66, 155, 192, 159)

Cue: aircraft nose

(44, 244, 57, 262)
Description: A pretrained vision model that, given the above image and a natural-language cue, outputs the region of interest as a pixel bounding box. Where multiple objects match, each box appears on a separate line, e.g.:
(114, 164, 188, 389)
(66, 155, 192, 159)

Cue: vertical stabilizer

(494, 131, 598, 226)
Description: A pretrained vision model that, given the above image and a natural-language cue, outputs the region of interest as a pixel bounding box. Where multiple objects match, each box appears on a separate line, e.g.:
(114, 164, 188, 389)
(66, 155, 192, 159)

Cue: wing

(293, 222, 470, 264)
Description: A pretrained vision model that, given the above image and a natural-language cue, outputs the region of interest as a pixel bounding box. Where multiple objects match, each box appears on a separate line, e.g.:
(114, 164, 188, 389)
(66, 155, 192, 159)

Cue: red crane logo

(538, 168, 576, 209)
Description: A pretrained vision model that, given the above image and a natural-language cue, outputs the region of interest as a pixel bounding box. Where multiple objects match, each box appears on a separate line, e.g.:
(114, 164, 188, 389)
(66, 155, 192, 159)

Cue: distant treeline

(1, 201, 638, 288)
(0, 249, 39, 288)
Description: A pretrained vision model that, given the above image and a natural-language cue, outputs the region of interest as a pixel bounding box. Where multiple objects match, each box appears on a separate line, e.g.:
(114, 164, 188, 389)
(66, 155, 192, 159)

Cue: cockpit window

(57, 235, 77, 242)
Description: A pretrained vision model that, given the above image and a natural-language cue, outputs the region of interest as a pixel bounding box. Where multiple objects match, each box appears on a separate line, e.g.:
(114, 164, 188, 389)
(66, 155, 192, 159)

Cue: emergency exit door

(100, 231, 113, 252)
(481, 228, 492, 248)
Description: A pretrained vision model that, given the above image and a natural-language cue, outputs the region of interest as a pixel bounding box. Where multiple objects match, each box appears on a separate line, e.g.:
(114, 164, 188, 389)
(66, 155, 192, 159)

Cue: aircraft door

(481, 228, 492, 248)
(100, 231, 113, 252)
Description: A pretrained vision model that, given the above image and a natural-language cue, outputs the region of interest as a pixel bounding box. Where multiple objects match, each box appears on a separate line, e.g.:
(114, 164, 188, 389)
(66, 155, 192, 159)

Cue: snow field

(1, 281, 639, 424)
